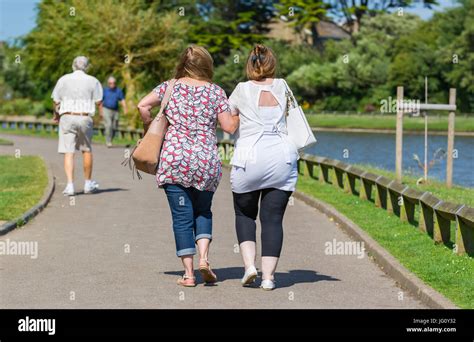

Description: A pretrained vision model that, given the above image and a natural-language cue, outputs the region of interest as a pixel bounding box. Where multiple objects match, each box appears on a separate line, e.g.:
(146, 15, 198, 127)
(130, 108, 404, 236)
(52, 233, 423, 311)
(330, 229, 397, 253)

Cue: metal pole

(446, 88, 456, 188)
(424, 77, 428, 181)
(395, 86, 404, 182)
(424, 114, 428, 181)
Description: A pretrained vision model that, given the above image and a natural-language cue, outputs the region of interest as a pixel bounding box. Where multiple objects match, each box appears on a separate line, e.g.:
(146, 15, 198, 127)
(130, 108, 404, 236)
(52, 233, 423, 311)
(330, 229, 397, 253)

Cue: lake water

(305, 131, 474, 188)
(218, 130, 474, 188)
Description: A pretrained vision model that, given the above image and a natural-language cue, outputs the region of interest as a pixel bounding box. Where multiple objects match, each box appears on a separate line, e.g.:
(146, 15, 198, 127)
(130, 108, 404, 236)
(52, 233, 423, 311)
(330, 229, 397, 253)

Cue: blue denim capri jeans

(163, 184, 214, 257)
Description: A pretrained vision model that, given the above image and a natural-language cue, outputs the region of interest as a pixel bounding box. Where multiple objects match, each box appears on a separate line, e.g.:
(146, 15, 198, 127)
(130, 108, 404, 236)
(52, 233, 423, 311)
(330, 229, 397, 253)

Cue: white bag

(283, 80, 317, 150)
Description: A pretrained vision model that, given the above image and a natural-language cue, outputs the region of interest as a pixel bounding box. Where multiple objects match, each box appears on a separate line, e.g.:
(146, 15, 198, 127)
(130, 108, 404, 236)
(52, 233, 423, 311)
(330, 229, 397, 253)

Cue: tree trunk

(311, 22, 323, 52)
(121, 65, 138, 129)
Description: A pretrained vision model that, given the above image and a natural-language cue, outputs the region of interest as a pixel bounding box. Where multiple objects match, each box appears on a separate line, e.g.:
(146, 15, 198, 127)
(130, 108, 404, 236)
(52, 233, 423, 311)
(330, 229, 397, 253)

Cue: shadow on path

(103, 144, 132, 149)
(165, 267, 340, 289)
(72, 188, 129, 196)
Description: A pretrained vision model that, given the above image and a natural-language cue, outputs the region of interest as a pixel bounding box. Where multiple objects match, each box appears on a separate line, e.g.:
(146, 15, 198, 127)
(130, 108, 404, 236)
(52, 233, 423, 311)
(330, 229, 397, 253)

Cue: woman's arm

(137, 91, 161, 131)
(218, 110, 239, 134)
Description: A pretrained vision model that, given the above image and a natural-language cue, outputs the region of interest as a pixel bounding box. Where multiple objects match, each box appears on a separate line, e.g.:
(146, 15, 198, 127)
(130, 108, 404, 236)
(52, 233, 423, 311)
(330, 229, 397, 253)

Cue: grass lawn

(0, 127, 136, 146)
(0, 155, 48, 222)
(307, 114, 474, 132)
(296, 167, 474, 308)
(0, 137, 13, 145)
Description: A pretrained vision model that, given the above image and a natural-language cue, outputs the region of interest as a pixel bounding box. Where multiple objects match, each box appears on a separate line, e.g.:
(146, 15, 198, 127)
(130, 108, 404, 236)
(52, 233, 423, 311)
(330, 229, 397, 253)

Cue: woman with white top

(228, 44, 298, 290)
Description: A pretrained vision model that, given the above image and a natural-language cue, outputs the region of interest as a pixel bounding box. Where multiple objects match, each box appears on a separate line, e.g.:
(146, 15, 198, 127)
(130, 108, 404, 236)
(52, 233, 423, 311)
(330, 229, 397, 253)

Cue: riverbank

(307, 114, 474, 134)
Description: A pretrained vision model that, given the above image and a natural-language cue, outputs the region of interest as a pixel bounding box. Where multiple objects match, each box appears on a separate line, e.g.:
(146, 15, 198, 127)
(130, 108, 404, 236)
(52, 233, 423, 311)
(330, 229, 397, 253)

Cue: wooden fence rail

(216, 140, 474, 257)
(0, 118, 144, 141)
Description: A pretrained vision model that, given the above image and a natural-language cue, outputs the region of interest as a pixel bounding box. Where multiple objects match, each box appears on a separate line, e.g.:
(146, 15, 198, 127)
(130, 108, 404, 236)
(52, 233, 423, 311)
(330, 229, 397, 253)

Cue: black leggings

(233, 188, 292, 257)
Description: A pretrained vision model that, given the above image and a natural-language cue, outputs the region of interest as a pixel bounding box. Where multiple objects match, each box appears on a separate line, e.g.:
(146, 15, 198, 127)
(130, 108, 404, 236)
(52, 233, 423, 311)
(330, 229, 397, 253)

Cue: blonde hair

(175, 45, 214, 82)
(246, 44, 277, 81)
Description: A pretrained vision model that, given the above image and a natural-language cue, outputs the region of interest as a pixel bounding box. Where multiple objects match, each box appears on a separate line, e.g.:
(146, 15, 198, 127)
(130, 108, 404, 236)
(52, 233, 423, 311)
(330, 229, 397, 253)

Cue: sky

(0, 0, 461, 42)
(0, 0, 40, 42)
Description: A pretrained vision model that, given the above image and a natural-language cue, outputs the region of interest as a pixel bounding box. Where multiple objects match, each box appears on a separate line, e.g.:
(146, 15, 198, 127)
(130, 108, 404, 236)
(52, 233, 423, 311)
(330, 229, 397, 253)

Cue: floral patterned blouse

(153, 80, 230, 192)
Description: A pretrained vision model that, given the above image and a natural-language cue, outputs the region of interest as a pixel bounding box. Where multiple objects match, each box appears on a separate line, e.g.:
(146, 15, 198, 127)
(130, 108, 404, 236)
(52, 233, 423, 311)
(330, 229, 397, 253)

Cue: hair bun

(246, 44, 276, 81)
(254, 44, 266, 55)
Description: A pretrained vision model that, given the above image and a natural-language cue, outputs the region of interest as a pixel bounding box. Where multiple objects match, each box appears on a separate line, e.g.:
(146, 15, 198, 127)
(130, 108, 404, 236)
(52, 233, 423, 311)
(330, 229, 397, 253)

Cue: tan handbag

(122, 79, 176, 179)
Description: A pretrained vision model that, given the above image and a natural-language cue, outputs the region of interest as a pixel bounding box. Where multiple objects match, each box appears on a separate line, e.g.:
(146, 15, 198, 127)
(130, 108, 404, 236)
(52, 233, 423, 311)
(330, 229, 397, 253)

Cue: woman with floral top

(137, 46, 239, 287)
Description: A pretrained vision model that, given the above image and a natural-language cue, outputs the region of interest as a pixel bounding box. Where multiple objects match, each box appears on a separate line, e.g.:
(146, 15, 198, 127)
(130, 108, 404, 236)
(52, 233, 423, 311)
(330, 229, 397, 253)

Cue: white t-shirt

(51, 70, 103, 116)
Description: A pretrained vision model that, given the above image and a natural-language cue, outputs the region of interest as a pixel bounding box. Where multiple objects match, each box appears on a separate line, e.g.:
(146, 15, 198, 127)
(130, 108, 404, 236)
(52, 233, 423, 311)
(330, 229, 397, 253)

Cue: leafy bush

(269, 39, 321, 78)
(0, 98, 46, 116)
(30, 101, 46, 116)
(213, 50, 247, 95)
(287, 13, 424, 111)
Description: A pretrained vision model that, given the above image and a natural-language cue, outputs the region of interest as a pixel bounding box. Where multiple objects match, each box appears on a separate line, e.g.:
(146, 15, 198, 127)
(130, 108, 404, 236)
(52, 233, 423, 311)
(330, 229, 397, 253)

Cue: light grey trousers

(102, 107, 119, 144)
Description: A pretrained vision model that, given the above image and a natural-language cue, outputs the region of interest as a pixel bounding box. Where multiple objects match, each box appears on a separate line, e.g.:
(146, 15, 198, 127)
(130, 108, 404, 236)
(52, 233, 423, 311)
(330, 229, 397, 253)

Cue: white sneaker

(62, 184, 75, 196)
(241, 265, 258, 286)
(261, 279, 276, 291)
(84, 180, 99, 194)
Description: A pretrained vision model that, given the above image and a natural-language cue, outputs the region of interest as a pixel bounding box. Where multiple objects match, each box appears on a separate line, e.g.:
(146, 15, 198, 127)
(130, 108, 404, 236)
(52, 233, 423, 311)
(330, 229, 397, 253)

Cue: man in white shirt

(52, 56, 103, 196)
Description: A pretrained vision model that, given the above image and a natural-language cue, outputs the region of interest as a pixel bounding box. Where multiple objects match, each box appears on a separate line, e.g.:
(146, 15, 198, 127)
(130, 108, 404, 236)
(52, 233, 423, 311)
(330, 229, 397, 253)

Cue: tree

(154, 0, 275, 63)
(388, 0, 474, 112)
(388, 20, 441, 101)
(185, 0, 275, 63)
(24, 0, 189, 127)
(0, 43, 38, 100)
(329, 0, 438, 35)
(434, 0, 474, 112)
(276, 0, 329, 49)
(287, 12, 423, 110)
(213, 39, 319, 95)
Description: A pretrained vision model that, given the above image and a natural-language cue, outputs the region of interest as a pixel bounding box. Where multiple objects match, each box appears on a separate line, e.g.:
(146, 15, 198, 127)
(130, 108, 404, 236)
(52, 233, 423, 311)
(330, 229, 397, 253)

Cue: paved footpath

(0, 134, 426, 308)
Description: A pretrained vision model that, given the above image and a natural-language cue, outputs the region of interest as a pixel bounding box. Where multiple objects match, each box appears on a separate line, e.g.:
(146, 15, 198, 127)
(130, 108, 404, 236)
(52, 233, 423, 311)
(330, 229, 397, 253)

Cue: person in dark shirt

(100, 76, 127, 147)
